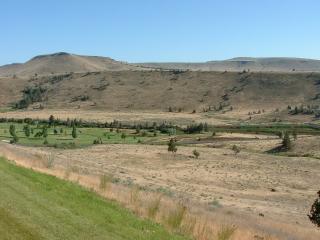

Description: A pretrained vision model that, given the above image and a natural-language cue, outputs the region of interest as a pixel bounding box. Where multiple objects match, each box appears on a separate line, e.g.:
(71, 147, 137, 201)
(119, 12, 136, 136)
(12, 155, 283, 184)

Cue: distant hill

(2, 53, 320, 77)
(137, 57, 320, 72)
(0, 52, 148, 77)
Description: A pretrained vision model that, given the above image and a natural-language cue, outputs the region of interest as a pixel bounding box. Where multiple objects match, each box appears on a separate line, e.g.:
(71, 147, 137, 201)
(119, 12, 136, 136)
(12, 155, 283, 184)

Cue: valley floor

(1, 137, 320, 239)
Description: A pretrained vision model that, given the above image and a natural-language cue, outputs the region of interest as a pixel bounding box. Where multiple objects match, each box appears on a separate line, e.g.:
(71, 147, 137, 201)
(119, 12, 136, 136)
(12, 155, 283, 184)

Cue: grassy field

(0, 157, 187, 240)
(0, 123, 168, 148)
(1, 121, 319, 149)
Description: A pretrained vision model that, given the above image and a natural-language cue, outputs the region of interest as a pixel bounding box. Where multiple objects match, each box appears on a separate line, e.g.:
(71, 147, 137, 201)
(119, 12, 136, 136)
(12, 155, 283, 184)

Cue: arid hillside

(0, 52, 148, 77)
(0, 52, 320, 121)
(1, 70, 320, 117)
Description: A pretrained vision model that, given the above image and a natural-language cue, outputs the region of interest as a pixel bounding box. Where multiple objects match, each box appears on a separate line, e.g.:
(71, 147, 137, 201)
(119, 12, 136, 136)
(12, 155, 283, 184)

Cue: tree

(192, 149, 200, 159)
(72, 125, 77, 138)
(9, 125, 16, 137)
(121, 133, 126, 140)
(9, 125, 18, 143)
(23, 125, 30, 137)
(42, 126, 48, 138)
(48, 115, 55, 127)
(12, 134, 19, 143)
(168, 138, 177, 154)
(282, 132, 291, 150)
(309, 191, 320, 227)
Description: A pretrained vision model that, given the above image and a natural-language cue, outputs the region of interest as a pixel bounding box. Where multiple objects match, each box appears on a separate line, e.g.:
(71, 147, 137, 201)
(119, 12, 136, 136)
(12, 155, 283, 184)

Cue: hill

(137, 57, 320, 72)
(0, 157, 186, 240)
(0, 53, 320, 121)
(0, 52, 148, 77)
(1, 71, 319, 118)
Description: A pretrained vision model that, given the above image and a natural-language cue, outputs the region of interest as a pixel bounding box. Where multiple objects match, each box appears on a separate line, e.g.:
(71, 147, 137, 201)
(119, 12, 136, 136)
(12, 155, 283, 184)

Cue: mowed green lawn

(0, 157, 187, 240)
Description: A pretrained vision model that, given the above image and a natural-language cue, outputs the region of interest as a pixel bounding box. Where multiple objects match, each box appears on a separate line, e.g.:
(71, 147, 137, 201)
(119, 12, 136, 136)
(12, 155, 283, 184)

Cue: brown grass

(217, 225, 237, 240)
(1, 142, 319, 240)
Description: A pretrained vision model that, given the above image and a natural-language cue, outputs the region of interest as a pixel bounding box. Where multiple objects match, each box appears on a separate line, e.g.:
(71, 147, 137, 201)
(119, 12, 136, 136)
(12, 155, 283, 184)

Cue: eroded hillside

(1, 71, 320, 116)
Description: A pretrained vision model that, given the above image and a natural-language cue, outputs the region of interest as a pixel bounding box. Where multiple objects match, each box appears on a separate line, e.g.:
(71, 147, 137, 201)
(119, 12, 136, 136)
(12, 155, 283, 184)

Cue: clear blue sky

(1, 0, 320, 65)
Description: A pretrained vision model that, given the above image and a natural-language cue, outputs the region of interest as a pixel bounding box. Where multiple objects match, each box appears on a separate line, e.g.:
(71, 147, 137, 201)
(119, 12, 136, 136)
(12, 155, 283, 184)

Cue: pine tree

(9, 125, 16, 137)
(282, 132, 291, 150)
(42, 126, 48, 138)
(9, 125, 18, 143)
(48, 115, 55, 127)
(72, 125, 77, 138)
(24, 125, 30, 137)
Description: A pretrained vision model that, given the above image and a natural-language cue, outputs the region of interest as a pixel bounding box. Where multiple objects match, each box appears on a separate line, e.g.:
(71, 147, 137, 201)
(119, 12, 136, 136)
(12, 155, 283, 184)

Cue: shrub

(15, 85, 46, 109)
(168, 138, 177, 154)
(192, 149, 200, 159)
(232, 145, 240, 155)
(93, 137, 103, 144)
(309, 191, 320, 227)
(184, 123, 205, 134)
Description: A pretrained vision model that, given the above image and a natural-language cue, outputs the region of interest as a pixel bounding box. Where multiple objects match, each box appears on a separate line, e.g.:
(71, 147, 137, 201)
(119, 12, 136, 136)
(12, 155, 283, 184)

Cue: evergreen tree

(9, 125, 16, 137)
(72, 125, 77, 138)
(282, 132, 291, 150)
(9, 125, 18, 143)
(24, 125, 30, 137)
(48, 115, 55, 127)
(42, 126, 48, 138)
